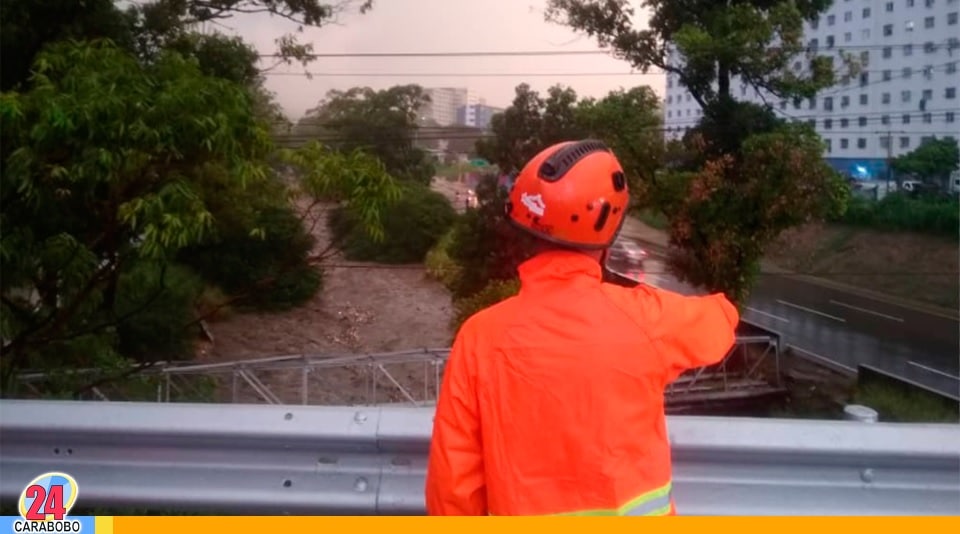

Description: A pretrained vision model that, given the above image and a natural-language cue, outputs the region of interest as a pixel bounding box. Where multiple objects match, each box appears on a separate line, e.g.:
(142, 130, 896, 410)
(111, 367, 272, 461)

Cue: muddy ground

(196, 197, 456, 406)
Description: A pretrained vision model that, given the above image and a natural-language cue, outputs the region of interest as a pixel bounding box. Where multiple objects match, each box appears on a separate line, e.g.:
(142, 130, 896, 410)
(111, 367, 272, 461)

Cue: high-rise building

(421, 88, 481, 126)
(663, 0, 960, 179)
(456, 104, 504, 129)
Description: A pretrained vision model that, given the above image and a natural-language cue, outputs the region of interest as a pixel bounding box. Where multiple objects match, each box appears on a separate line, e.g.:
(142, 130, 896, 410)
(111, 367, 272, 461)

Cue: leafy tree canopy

(891, 138, 960, 184)
(297, 85, 437, 183)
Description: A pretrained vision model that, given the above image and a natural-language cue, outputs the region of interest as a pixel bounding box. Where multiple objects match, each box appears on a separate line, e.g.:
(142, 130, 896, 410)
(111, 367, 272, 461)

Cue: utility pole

(885, 127, 893, 199)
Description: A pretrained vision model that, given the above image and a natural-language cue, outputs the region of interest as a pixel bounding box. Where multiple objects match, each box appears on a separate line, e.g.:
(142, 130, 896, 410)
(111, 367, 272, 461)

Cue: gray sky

(219, 0, 661, 120)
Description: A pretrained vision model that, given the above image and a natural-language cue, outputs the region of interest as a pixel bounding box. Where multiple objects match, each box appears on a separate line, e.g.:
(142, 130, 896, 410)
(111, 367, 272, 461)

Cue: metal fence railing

(0, 400, 957, 515)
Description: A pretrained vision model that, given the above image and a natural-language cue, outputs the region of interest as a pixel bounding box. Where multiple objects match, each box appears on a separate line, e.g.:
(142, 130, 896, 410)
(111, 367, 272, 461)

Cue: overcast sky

(217, 0, 661, 120)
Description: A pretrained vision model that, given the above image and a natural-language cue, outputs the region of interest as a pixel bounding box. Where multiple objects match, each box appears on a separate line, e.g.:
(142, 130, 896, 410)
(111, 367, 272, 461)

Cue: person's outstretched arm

(641, 285, 740, 382)
(425, 328, 487, 515)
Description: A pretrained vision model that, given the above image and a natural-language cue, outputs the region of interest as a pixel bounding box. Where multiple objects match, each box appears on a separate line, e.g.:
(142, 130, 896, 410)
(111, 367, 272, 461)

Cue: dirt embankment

(767, 223, 959, 310)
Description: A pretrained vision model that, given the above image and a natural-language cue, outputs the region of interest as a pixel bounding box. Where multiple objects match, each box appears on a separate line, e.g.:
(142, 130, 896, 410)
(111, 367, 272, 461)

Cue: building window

(841, 118, 849, 128)
(863, 7, 872, 17)
(806, 119, 815, 129)
(844, 11, 852, 22)
(949, 12, 958, 24)
(857, 138, 867, 149)
(883, 46, 892, 58)
(925, 41, 937, 53)
(903, 114, 912, 124)
(923, 113, 933, 123)
(902, 90, 912, 102)
(921, 136, 934, 145)
(882, 92, 891, 104)
(844, 32, 852, 42)
(825, 139, 832, 153)
(841, 95, 850, 107)
(811, 17, 819, 30)
(828, 14, 836, 25)
(860, 94, 869, 105)
(881, 115, 891, 125)
(859, 72, 869, 86)
(903, 66, 912, 79)
(809, 97, 817, 109)
(925, 0, 934, 6)
(860, 51, 870, 65)
(948, 62, 958, 74)
(883, 24, 893, 36)
(823, 97, 833, 111)
(908, 0, 916, 7)
(862, 28, 871, 39)
(924, 65, 934, 79)
(903, 44, 913, 56)
(880, 137, 890, 149)
(859, 117, 868, 127)
(947, 87, 957, 99)
(809, 38, 819, 52)
(883, 70, 892, 81)
(950, 37, 960, 51)
(923, 89, 933, 100)
(947, 112, 956, 123)
(667, 78, 673, 88)
(886, 1, 894, 11)
(840, 138, 849, 149)
(900, 137, 910, 149)
(824, 118, 833, 129)
(826, 35, 835, 48)
(925, 16, 935, 28)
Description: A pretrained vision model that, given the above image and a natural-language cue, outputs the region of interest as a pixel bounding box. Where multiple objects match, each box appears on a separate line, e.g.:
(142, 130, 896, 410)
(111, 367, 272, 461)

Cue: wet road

(638, 249, 960, 400)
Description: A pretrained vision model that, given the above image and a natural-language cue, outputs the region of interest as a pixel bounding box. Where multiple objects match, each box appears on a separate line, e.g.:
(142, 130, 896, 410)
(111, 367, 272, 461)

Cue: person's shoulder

(459, 293, 520, 334)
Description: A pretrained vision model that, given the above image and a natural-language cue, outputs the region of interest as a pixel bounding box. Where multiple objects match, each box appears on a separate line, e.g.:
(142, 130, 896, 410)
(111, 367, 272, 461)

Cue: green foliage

(0, 40, 275, 386)
(838, 194, 960, 238)
(114, 262, 204, 361)
(663, 123, 849, 303)
(328, 183, 457, 264)
(476, 83, 586, 173)
(424, 229, 463, 291)
(451, 278, 521, 333)
(447, 175, 538, 299)
(296, 85, 436, 184)
(855, 382, 959, 423)
(181, 201, 322, 311)
(546, 0, 846, 108)
(282, 143, 402, 243)
(891, 138, 960, 185)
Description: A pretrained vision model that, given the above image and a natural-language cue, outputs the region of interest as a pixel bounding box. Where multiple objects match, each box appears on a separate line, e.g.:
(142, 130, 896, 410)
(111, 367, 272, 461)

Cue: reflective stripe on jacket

(425, 249, 740, 516)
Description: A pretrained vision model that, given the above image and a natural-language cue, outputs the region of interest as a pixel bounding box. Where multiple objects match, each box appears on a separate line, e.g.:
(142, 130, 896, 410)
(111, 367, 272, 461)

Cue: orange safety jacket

(425, 249, 740, 516)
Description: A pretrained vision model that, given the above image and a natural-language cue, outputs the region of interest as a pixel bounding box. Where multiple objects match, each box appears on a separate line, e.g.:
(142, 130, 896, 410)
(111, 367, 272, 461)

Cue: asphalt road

(637, 248, 960, 400)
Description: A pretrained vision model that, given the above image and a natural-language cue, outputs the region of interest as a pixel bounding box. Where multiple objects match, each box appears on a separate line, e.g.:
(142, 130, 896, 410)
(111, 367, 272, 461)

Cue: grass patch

(633, 208, 668, 230)
(854, 382, 959, 423)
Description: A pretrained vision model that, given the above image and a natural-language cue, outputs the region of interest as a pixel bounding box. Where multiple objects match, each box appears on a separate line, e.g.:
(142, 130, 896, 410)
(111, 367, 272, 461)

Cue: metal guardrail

(1, 400, 958, 516)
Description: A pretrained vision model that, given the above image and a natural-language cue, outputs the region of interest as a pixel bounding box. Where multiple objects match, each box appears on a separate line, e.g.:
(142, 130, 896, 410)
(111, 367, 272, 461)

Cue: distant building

(663, 0, 960, 180)
(422, 88, 480, 126)
(457, 104, 503, 129)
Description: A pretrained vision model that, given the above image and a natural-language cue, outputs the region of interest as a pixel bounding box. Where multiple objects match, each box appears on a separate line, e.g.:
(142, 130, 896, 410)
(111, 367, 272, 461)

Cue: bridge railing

(0, 400, 957, 516)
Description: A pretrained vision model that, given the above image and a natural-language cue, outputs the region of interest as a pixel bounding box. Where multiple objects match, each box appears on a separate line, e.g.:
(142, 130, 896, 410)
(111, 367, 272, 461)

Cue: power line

(265, 71, 658, 78)
(255, 42, 960, 60)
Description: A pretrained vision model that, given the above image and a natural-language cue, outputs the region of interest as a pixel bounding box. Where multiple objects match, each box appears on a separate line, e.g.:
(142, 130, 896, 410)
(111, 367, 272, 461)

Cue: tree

(576, 86, 664, 205)
(0, 40, 269, 386)
(298, 85, 436, 183)
(547, 0, 855, 303)
(0, 40, 398, 392)
(891, 138, 960, 188)
(476, 84, 585, 172)
(663, 125, 848, 302)
(0, 0, 375, 91)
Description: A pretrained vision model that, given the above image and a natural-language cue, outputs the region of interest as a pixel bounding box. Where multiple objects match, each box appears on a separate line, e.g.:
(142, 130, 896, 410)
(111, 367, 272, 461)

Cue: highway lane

(635, 246, 959, 400)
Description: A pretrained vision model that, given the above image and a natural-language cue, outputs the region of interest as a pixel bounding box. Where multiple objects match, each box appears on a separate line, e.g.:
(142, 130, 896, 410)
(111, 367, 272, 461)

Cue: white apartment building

(663, 0, 960, 180)
(421, 88, 481, 126)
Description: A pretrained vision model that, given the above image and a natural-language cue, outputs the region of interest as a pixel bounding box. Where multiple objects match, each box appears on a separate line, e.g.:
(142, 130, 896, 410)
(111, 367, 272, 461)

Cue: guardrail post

(843, 404, 879, 423)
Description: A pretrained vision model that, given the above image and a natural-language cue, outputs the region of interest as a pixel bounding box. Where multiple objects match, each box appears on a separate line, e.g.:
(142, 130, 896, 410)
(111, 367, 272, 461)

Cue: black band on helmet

(537, 139, 611, 183)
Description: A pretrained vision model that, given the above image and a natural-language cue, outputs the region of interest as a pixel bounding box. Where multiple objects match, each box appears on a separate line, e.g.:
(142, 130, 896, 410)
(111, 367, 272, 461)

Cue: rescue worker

(425, 140, 740, 516)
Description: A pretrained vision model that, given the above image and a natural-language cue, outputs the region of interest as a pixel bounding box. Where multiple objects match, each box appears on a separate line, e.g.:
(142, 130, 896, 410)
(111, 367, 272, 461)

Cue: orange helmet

(506, 139, 629, 249)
